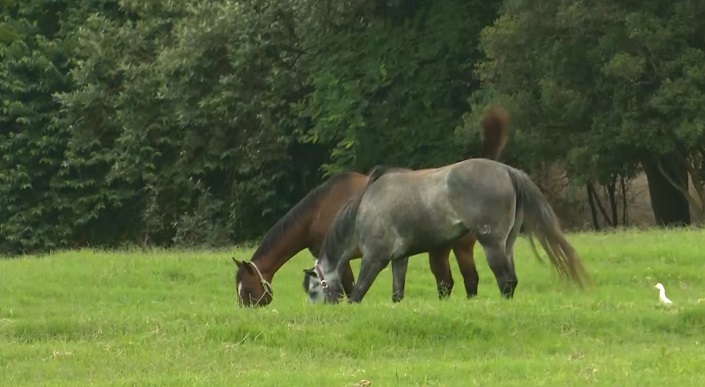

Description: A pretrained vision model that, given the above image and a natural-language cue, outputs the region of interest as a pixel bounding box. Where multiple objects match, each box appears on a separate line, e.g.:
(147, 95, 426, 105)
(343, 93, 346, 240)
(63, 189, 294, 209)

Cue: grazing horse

(313, 158, 592, 304)
(233, 108, 509, 307)
(302, 166, 414, 304)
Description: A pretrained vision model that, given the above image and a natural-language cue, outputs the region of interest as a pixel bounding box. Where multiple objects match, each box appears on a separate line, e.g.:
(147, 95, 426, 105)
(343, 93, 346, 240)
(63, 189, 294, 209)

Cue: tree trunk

(588, 182, 613, 227)
(606, 180, 618, 226)
(642, 157, 691, 227)
(620, 175, 628, 227)
(586, 184, 601, 230)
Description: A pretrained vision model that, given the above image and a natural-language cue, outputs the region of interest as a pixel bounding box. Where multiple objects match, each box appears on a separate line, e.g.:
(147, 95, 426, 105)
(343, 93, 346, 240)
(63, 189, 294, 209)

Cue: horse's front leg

(340, 262, 355, 297)
(391, 256, 409, 303)
(338, 247, 361, 298)
(348, 255, 390, 304)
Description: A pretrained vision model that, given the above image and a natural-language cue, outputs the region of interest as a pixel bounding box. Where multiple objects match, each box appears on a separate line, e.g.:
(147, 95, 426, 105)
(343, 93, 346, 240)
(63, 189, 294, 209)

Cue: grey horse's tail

(506, 167, 592, 289)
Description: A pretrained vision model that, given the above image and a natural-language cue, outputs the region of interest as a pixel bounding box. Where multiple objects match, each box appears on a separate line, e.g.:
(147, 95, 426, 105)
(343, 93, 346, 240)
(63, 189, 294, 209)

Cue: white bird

(654, 283, 673, 305)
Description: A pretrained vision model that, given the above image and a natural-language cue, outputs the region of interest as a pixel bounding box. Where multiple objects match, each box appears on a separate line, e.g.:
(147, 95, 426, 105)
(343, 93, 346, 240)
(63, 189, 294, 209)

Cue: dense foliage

(1, 0, 702, 255)
(467, 0, 705, 226)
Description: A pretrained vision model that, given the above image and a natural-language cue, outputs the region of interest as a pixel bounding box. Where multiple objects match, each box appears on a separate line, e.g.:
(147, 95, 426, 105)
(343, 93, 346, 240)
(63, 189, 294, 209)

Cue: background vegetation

(2, 0, 704, 256)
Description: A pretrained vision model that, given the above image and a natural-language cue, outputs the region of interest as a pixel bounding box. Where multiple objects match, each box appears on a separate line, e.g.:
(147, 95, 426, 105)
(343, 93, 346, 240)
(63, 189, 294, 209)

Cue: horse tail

(506, 166, 592, 289)
(480, 107, 509, 161)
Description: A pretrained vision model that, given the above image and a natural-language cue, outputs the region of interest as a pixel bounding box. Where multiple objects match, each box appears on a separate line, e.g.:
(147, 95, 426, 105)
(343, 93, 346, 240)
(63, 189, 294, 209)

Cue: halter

(240, 261, 273, 305)
(314, 263, 347, 303)
(314, 265, 328, 289)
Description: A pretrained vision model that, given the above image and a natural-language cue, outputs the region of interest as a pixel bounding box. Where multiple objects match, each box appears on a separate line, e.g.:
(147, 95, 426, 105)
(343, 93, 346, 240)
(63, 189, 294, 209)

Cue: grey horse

(311, 158, 591, 304)
(302, 255, 409, 304)
(302, 167, 413, 304)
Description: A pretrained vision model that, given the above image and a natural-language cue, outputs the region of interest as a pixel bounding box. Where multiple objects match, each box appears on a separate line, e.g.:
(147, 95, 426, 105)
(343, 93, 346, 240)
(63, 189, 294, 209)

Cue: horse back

(307, 172, 369, 254)
(356, 159, 515, 249)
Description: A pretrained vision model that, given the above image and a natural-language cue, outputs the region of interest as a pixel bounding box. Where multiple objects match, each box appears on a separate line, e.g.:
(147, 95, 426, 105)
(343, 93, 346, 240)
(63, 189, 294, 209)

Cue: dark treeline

(1, 0, 704, 256)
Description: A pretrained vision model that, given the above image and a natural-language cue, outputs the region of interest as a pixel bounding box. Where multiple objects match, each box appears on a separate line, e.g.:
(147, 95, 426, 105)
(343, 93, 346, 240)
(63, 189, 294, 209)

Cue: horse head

(302, 258, 345, 304)
(233, 258, 273, 307)
(302, 267, 326, 304)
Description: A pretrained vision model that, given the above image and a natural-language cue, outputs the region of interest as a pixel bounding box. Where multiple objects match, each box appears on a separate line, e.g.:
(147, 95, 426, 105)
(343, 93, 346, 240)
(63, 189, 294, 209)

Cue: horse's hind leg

(428, 248, 454, 299)
(478, 236, 517, 299)
(391, 256, 409, 303)
(348, 255, 391, 304)
(452, 235, 479, 298)
(503, 208, 524, 296)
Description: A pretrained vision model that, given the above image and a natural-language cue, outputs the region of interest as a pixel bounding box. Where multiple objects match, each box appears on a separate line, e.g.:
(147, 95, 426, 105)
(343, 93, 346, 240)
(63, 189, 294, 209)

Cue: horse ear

(303, 268, 316, 276)
(240, 260, 254, 273)
(232, 258, 244, 268)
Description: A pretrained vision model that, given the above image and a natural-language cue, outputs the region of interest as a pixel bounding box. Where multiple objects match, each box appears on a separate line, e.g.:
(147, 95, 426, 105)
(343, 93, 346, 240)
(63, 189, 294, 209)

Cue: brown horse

(233, 108, 509, 307)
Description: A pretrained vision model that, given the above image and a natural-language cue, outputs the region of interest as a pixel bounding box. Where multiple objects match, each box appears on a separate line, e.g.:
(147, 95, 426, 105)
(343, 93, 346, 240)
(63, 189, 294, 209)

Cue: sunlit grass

(1, 228, 704, 385)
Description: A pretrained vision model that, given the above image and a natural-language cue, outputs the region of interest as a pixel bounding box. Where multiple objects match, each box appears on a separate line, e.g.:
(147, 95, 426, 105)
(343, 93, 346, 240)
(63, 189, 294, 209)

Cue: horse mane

(366, 165, 407, 182)
(480, 107, 510, 160)
(320, 165, 400, 265)
(249, 172, 359, 263)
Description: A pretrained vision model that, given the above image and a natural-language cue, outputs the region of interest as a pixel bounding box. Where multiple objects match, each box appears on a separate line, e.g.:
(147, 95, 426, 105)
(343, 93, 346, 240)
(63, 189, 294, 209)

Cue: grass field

(1, 228, 705, 386)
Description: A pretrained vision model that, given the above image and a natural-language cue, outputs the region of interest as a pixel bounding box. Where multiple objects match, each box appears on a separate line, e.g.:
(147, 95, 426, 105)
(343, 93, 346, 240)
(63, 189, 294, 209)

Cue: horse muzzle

(324, 289, 345, 304)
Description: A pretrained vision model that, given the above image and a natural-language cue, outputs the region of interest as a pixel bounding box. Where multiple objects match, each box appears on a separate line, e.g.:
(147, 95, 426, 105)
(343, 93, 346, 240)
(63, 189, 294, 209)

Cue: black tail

(506, 166, 592, 288)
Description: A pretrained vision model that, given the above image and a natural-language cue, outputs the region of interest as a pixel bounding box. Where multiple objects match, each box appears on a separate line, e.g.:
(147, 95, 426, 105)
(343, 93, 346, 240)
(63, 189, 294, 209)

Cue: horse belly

(399, 225, 466, 257)
(392, 200, 467, 256)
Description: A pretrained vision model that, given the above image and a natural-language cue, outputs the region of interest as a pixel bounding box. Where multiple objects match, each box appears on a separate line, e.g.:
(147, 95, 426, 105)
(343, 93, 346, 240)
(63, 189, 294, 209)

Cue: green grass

(2, 228, 705, 386)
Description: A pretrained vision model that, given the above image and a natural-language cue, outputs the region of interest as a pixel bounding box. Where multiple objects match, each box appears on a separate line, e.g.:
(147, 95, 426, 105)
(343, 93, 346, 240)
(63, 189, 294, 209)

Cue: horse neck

(319, 211, 357, 275)
(250, 214, 314, 280)
(320, 244, 344, 275)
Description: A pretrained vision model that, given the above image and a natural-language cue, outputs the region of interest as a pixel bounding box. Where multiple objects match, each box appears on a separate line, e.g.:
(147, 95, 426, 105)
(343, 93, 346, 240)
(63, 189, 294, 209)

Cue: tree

(468, 0, 705, 226)
(0, 1, 77, 254)
(297, 0, 503, 175)
(57, 1, 315, 247)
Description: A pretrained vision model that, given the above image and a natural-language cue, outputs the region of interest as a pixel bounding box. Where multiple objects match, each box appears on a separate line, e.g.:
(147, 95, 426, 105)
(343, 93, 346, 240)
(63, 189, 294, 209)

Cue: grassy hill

(2, 228, 705, 386)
